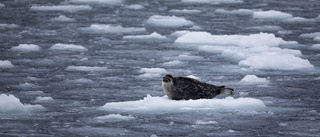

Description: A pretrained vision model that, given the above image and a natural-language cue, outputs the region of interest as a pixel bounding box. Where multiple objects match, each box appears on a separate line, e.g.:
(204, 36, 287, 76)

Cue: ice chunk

(100, 94, 266, 113)
(11, 44, 41, 52)
(95, 114, 135, 122)
(310, 44, 320, 50)
(34, 96, 54, 103)
(0, 60, 14, 68)
(283, 17, 315, 23)
(175, 32, 313, 71)
(0, 23, 19, 28)
(49, 43, 88, 52)
(181, 0, 243, 4)
(196, 120, 218, 125)
(123, 32, 167, 40)
(0, 94, 44, 114)
(0, 3, 4, 8)
(51, 15, 75, 22)
(240, 75, 269, 84)
(66, 66, 108, 72)
(139, 68, 167, 78)
(162, 60, 184, 66)
(169, 9, 201, 14)
(70, 0, 124, 5)
(145, 15, 194, 28)
(239, 53, 314, 71)
(30, 5, 92, 12)
(79, 24, 146, 34)
(125, 4, 144, 10)
(67, 78, 94, 83)
(215, 9, 254, 15)
(300, 32, 320, 39)
(253, 10, 293, 20)
(314, 37, 320, 41)
(247, 25, 282, 32)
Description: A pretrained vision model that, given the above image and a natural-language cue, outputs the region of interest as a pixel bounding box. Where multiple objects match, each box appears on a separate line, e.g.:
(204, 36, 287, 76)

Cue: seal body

(162, 74, 234, 100)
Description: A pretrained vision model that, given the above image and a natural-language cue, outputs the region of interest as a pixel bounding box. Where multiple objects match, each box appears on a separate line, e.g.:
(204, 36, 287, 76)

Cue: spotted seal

(162, 74, 234, 100)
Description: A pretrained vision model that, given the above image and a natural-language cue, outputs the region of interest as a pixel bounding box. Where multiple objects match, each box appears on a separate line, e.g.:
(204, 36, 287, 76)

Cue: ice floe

(253, 10, 293, 20)
(34, 96, 54, 103)
(310, 44, 320, 50)
(0, 23, 19, 28)
(79, 24, 146, 34)
(51, 15, 75, 22)
(247, 25, 283, 32)
(0, 94, 44, 114)
(11, 44, 41, 52)
(162, 60, 184, 67)
(174, 31, 314, 71)
(69, 0, 124, 5)
(49, 43, 87, 52)
(240, 75, 269, 85)
(215, 9, 254, 15)
(30, 5, 92, 12)
(123, 32, 167, 40)
(125, 4, 144, 10)
(138, 68, 167, 78)
(181, 0, 243, 4)
(282, 17, 315, 23)
(94, 114, 135, 123)
(0, 3, 4, 8)
(300, 32, 320, 39)
(0, 60, 14, 68)
(169, 9, 201, 14)
(100, 94, 266, 113)
(145, 15, 194, 28)
(66, 66, 108, 72)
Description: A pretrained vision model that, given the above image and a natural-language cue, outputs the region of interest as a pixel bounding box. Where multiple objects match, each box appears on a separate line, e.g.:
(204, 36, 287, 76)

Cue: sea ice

(79, 24, 146, 34)
(66, 66, 108, 72)
(94, 114, 135, 123)
(169, 9, 201, 14)
(0, 94, 44, 114)
(253, 10, 293, 20)
(11, 44, 41, 52)
(215, 9, 254, 15)
(174, 32, 314, 71)
(0, 3, 4, 8)
(314, 37, 320, 41)
(181, 0, 243, 4)
(34, 96, 54, 103)
(240, 75, 269, 84)
(100, 94, 266, 113)
(125, 4, 144, 10)
(67, 78, 94, 83)
(162, 60, 184, 66)
(51, 15, 75, 22)
(0, 60, 14, 68)
(145, 15, 194, 28)
(49, 43, 88, 52)
(123, 32, 167, 40)
(30, 5, 92, 12)
(283, 17, 315, 23)
(0, 23, 19, 28)
(310, 44, 320, 50)
(69, 0, 124, 5)
(138, 68, 167, 78)
(300, 32, 320, 39)
(247, 25, 282, 32)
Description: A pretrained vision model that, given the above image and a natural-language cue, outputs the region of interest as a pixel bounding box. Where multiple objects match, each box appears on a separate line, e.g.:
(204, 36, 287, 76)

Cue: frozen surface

(123, 32, 167, 40)
(181, 0, 243, 4)
(145, 15, 194, 28)
(0, 94, 44, 114)
(240, 75, 269, 85)
(79, 24, 146, 34)
(51, 15, 75, 22)
(30, 5, 92, 12)
(138, 68, 167, 78)
(253, 10, 293, 20)
(101, 95, 266, 113)
(11, 44, 41, 52)
(49, 43, 87, 52)
(69, 0, 124, 5)
(66, 66, 108, 72)
(215, 9, 254, 15)
(0, 60, 14, 68)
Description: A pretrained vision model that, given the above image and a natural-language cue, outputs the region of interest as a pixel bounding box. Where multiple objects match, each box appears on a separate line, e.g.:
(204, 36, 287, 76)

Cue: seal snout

(162, 74, 173, 83)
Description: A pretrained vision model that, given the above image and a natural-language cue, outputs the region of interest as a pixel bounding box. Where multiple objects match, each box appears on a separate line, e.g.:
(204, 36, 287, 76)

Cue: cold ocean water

(0, 0, 320, 136)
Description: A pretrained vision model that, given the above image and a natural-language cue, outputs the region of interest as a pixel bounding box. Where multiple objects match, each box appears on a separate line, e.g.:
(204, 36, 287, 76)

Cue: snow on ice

(11, 44, 41, 52)
(69, 0, 124, 5)
(30, 5, 92, 12)
(66, 66, 108, 72)
(125, 4, 144, 10)
(94, 114, 135, 123)
(174, 32, 314, 71)
(51, 15, 75, 22)
(79, 24, 146, 34)
(49, 43, 87, 52)
(181, 0, 243, 4)
(0, 94, 44, 114)
(0, 24, 19, 28)
(100, 94, 266, 113)
(123, 32, 167, 41)
(240, 75, 269, 85)
(0, 60, 14, 68)
(169, 9, 201, 14)
(253, 10, 293, 20)
(215, 9, 254, 15)
(138, 68, 167, 78)
(145, 15, 194, 28)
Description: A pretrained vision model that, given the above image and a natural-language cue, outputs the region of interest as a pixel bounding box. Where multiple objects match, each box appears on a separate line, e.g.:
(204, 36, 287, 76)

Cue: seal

(162, 74, 234, 100)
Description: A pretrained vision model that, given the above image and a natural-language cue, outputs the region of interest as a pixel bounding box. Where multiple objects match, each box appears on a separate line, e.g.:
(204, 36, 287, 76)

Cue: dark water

(1, 0, 320, 136)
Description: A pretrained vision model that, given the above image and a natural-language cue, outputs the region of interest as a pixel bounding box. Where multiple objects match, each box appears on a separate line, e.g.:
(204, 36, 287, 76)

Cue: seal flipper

(220, 86, 234, 96)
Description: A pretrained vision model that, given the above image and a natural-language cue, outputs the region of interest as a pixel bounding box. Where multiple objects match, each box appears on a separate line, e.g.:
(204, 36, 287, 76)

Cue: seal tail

(220, 86, 234, 96)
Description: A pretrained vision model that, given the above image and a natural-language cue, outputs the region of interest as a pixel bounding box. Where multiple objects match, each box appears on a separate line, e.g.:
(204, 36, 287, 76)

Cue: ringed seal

(162, 74, 234, 100)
